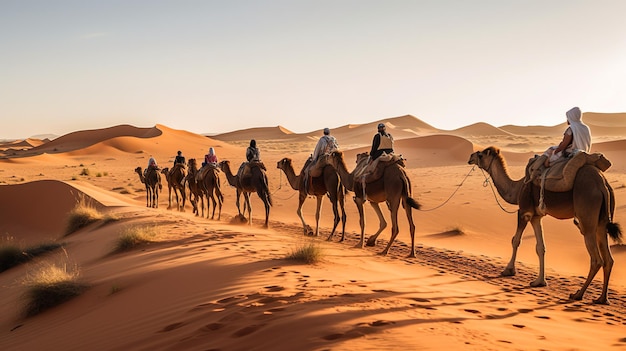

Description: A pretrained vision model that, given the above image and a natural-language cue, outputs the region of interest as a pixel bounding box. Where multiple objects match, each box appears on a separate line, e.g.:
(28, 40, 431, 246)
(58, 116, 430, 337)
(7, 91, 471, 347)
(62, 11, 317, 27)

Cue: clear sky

(1, 0, 625, 139)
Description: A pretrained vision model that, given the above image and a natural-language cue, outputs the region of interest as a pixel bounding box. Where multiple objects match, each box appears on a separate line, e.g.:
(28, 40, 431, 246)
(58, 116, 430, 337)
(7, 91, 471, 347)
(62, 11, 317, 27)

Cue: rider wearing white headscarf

(544, 106, 592, 166)
(566, 107, 591, 153)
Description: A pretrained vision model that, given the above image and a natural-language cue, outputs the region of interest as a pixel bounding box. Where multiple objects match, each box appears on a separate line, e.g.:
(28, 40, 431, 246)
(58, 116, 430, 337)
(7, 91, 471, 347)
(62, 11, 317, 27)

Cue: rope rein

(417, 165, 476, 212)
(479, 168, 518, 214)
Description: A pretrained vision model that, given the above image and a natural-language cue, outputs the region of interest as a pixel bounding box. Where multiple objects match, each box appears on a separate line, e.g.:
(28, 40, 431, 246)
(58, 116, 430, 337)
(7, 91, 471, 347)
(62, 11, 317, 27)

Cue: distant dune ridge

(1, 112, 626, 350)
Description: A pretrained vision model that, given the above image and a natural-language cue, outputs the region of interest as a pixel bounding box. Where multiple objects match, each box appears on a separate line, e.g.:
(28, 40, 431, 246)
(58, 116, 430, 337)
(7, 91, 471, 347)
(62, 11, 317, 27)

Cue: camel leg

(145, 187, 150, 207)
(296, 194, 311, 236)
(530, 216, 547, 287)
(502, 211, 529, 276)
(339, 189, 347, 242)
(380, 198, 401, 256)
(570, 223, 604, 302)
(366, 202, 387, 247)
(314, 195, 323, 236)
(244, 193, 252, 225)
(216, 186, 223, 220)
(354, 195, 366, 248)
(402, 197, 416, 257)
(167, 186, 173, 210)
(593, 222, 614, 304)
(326, 193, 341, 241)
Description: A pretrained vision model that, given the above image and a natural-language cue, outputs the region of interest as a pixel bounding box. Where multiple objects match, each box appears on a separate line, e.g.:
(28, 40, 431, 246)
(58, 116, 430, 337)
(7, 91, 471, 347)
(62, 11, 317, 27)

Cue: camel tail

(407, 197, 421, 210)
(607, 222, 623, 243)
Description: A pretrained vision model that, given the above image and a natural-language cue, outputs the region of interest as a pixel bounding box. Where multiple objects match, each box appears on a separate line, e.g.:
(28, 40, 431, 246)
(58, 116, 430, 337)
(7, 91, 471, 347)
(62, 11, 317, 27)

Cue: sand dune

(1, 118, 626, 350)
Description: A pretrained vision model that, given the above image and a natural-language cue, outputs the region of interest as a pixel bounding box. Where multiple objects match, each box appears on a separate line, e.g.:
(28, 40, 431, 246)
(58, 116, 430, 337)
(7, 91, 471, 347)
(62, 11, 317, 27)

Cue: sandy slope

(1, 119, 626, 350)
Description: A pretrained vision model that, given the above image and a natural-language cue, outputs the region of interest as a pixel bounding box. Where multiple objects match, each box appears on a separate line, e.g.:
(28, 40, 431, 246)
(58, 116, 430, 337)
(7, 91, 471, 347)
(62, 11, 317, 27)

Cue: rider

(240, 139, 261, 178)
(173, 150, 185, 168)
(204, 147, 218, 166)
(542, 106, 591, 167)
(145, 156, 158, 177)
(359, 123, 394, 181)
(303, 128, 338, 190)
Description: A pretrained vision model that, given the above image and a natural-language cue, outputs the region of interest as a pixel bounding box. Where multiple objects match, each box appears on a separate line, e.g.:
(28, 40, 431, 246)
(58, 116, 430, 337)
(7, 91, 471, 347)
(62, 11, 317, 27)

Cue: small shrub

(96, 172, 102, 177)
(0, 241, 62, 272)
(113, 225, 159, 253)
(71, 176, 78, 181)
(286, 242, 324, 264)
(65, 196, 103, 235)
(103, 172, 109, 176)
(22, 264, 88, 317)
(80, 168, 90, 176)
(445, 225, 465, 235)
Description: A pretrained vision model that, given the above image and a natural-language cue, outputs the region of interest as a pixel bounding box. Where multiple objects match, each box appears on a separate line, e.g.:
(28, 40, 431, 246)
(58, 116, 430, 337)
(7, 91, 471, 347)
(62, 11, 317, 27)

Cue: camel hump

(250, 161, 267, 171)
(528, 152, 612, 192)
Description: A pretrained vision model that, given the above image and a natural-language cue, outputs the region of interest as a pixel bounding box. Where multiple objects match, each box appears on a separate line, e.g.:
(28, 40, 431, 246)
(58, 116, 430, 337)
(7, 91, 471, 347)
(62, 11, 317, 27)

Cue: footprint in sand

(200, 323, 224, 331)
(322, 333, 344, 340)
(464, 309, 481, 314)
(232, 324, 266, 337)
(160, 322, 186, 332)
(265, 285, 285, 292)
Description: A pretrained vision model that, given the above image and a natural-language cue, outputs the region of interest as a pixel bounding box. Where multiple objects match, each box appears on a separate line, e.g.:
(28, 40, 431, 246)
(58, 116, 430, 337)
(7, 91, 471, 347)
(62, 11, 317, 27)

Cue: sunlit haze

(1, 0, 625, 139)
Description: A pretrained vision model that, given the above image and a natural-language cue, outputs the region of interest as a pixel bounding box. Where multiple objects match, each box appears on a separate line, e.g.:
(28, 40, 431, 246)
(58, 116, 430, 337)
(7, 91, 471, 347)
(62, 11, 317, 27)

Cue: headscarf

(565, 107, 591, 152)
(209, 147, 215, 155)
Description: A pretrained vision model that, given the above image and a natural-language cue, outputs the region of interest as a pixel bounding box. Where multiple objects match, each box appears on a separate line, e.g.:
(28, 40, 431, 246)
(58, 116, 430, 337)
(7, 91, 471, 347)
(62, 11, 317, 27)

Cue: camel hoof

(592, 297, 609, 305)
(407, 252, 416, 259)
(365, 239, 376, 247)
(530, 279, 547, 288)
(569, 291, 583, 301)
(500, 267, 516, 277)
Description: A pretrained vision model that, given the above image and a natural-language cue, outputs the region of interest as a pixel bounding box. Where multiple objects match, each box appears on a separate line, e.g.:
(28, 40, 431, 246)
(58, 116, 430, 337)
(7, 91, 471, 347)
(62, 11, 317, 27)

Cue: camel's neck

(136, 171, 146, 184)
(222, 164, 238, 186)
(334, 158, 355, 191)
(484, 156, 523, 205)
(279, 164, 300, 191)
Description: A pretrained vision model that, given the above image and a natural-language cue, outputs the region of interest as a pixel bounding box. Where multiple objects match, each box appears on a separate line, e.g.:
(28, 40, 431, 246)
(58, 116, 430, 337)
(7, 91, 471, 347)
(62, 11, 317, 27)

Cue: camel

(219, 160, 272, 227)
(198, 163, 223, 220)
(161, 164, 186, 211)
(186, 159, 205, 217)
(326, 151, 421, 257)
(276, 157, 347, 240)
(134, 166, 162, 208)
(468, 146, 622, 304)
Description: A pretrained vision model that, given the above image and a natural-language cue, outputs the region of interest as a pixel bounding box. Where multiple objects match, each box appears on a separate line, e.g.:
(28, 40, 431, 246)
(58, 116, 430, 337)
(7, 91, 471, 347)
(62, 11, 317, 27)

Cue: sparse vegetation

(80, 168, 90, 176)
(21, 263, 88, 317)
(0, 240, 63, 272)
(113, 225, 159, 253)
(96, 172, 102, 177)
(65, 196, 103, 235)
(286, 242, 324, 264)
(445, 225, 465, 235)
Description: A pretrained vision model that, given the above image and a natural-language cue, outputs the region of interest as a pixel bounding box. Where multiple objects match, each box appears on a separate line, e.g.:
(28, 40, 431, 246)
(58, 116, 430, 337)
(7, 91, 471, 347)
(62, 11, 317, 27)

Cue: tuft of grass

(65, 196, 103, 235)
(286, 242, 324, 264)
(21, 264, 88, 317)
(0, 241, 63, 272)
(79, 168, 90, 176)
(113, 225, 159, 253)
(445, 225, 465, 235)
(96, 172, 102, 177)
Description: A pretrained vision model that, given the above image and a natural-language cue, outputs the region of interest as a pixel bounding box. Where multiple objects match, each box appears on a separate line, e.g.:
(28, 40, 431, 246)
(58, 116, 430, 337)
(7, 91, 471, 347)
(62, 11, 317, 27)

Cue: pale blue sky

(1, 0, 625, 139)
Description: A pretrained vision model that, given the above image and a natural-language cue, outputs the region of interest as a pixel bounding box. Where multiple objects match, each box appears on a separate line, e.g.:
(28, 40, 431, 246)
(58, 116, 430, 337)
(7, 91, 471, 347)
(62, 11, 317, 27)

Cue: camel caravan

(133, 114, 622, 304)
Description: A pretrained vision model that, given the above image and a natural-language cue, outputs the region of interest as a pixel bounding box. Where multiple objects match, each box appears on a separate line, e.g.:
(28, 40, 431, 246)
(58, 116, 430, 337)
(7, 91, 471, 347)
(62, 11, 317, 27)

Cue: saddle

(238, 161, 266, 182)
(307, 156, 329, 178)
(526, 151, 611, 192)
(196, 163, 219, 183)
(355, 153, 405, 184)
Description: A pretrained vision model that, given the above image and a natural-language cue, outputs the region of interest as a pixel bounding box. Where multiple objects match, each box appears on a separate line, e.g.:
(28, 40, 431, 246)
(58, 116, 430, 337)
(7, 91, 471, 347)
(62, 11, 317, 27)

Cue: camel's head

(327, 150, 344, 168)
(188, 158, 197, 168)
(135, 166, 142, 174)
(161, 167, 169, 174)
(218, 160, 230, 171)
(276, 157, 291, 170)
(356, 152, 369, 165)
(468, 147, 500, 170)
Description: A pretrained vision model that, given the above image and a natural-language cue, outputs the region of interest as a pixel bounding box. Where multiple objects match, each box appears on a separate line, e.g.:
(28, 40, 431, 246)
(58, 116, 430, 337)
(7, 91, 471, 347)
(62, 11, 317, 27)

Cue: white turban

(566, 107, 591, 152)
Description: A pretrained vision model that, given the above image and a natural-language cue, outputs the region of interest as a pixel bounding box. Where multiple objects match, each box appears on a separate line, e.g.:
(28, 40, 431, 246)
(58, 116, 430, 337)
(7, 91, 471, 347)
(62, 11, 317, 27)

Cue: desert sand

(1, 114, 626, 350)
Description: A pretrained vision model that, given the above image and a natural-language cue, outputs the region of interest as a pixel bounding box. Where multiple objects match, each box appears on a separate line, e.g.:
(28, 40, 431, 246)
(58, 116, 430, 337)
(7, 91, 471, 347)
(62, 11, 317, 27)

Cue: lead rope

(479, 168, 518, 214)
(418, 165, 476, 211)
